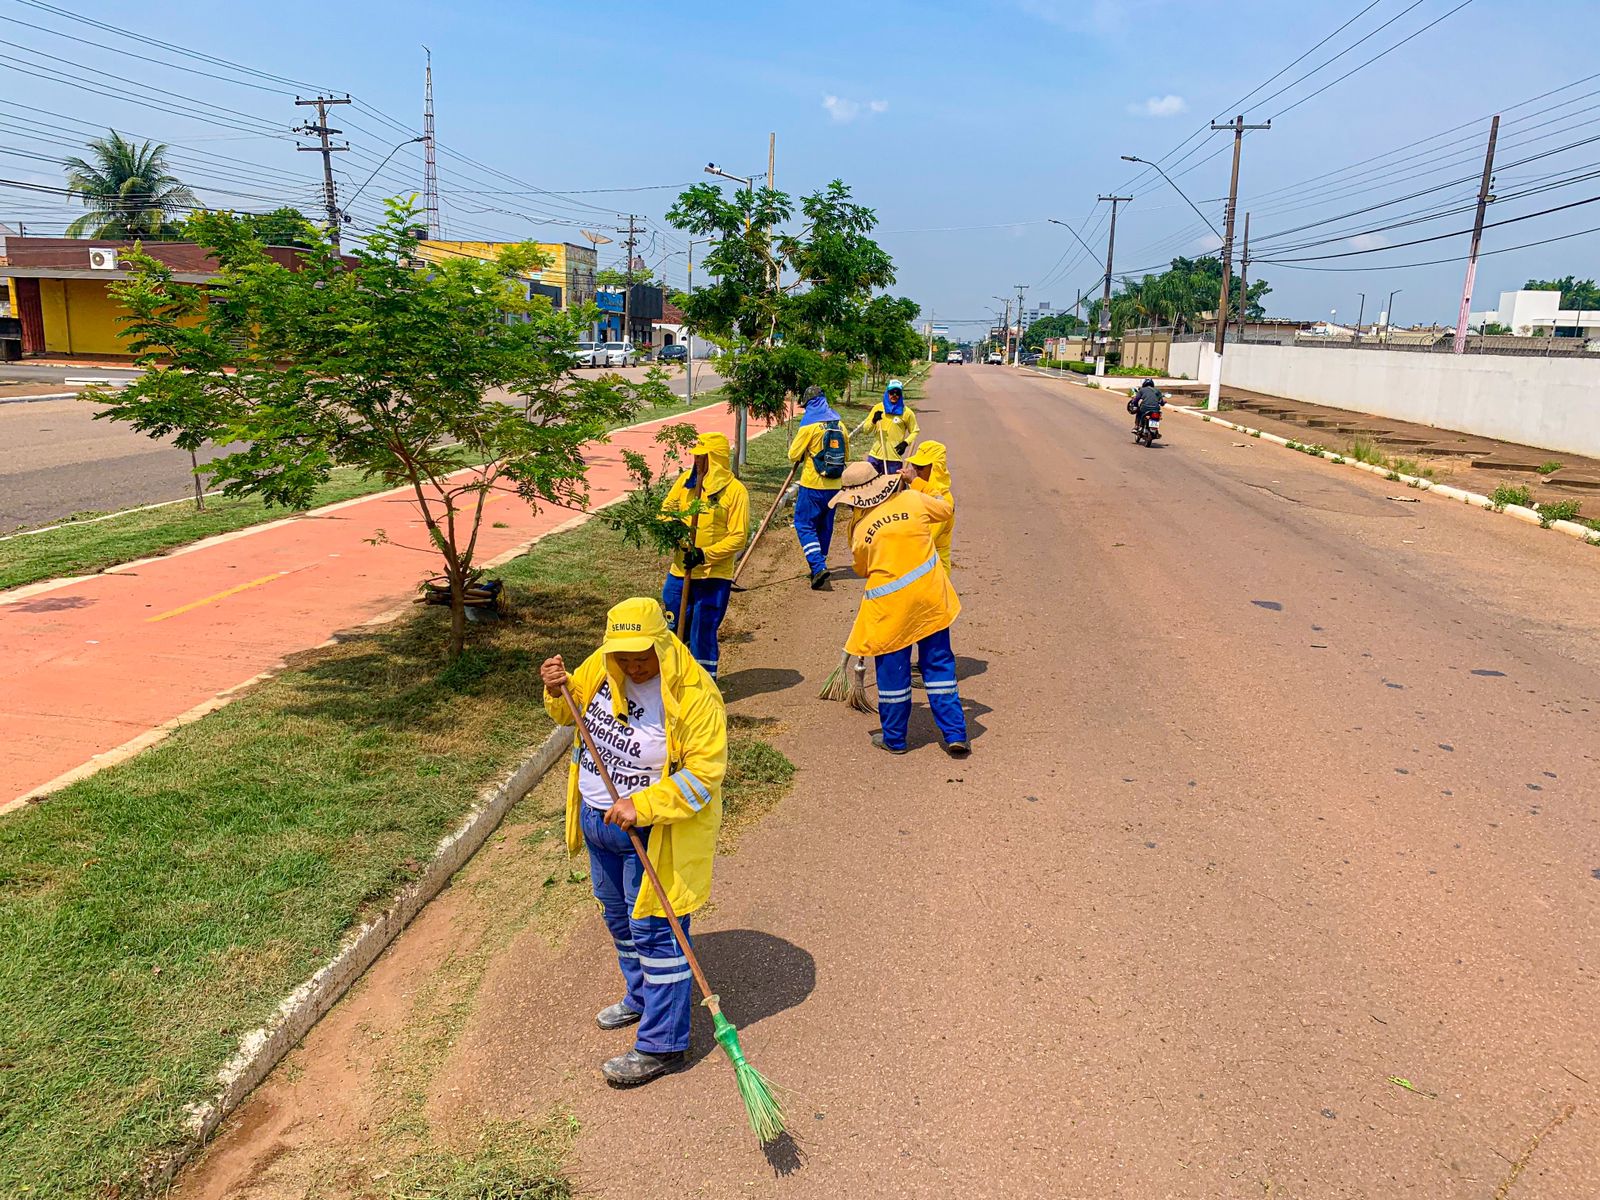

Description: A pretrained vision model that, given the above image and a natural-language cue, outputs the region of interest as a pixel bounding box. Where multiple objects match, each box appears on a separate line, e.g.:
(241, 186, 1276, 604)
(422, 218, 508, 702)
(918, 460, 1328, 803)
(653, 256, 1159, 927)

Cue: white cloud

(1347, 232, 1388, 251)
(1193, 232, 1223, 254)
(822, 94, 888, 123)
(1017, 0, 1169, 35)
(1130, 94, 1188, 118)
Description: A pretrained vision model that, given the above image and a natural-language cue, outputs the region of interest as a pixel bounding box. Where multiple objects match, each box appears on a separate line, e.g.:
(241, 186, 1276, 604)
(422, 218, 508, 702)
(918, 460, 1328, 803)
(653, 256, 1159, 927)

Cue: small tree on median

(93, 200, 636, 660)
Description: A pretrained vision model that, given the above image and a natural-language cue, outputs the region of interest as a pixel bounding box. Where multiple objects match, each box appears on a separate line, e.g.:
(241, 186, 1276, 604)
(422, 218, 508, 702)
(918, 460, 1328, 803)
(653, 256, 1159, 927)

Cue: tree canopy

(1086, 256, 1270, 337)
(1524, 276, 1600, 311)
(64, 131, 199, 240)
(1022, 311, 1088, 350)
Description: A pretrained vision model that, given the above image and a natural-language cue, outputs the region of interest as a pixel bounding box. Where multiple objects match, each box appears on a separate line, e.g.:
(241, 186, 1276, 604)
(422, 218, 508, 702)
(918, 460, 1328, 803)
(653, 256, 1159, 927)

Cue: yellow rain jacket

(845, 486, 960, 658)
(662, 431, 749, 582)
(854, 401, 919, 464)
(907, 440, 954, 569)
(787, 422, 849, 491)
(545, 597, 726, 919)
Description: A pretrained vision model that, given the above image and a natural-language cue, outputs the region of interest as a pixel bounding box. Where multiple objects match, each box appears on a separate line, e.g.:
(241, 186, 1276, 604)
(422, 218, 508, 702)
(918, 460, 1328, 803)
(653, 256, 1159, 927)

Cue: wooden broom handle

(557, 682, 717, 1005)
(731, 460, 798, 588)
(677, 477, 704, 639)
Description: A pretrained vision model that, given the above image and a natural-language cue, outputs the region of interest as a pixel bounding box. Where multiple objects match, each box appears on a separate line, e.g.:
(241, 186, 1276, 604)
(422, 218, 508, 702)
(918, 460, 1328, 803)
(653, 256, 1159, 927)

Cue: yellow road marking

(145, 571, 287, 623)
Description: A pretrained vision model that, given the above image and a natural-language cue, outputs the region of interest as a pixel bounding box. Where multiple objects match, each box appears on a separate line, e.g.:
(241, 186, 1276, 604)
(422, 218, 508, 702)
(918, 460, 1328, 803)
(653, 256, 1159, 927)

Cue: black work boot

(810, 567, 830, 589)
(596, 1001, 641, 1031)
(602, 1047, 687, 1087)
(870, 731, 908, 756)
(943, 739, 972, 757)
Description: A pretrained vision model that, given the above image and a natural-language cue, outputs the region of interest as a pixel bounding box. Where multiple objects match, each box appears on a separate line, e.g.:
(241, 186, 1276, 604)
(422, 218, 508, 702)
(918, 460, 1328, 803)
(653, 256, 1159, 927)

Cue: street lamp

(1385, 288, 1403, 343)
(1355, 292, 1366, 344)
(1121, 154, 1221, 241)
(345, 135, 428, 218)
(704, 162, 753, 190)
(1047, 217, 1100, 260)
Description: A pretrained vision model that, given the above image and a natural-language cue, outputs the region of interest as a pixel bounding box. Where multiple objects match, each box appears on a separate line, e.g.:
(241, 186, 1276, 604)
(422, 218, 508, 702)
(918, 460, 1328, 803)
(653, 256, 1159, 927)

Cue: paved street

(176, 363, 1598, 1197)
(0, 398, 737, 811)
(0, 363, 720, 531)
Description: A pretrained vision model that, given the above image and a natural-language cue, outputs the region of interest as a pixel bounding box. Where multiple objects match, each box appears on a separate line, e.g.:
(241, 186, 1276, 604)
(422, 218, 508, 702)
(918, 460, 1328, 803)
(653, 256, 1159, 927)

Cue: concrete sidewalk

(0, 401, 738, 812)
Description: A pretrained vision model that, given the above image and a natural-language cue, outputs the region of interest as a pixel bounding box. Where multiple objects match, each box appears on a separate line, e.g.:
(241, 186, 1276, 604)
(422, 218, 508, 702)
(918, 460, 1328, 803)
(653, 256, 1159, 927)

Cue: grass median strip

(0, 389, 725, 594)
(0, 414, 792, 1198)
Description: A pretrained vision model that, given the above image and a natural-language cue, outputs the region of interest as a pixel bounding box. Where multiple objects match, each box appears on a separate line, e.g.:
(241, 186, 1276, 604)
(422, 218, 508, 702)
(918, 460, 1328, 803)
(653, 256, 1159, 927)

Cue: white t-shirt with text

(577, 676, 668, 812)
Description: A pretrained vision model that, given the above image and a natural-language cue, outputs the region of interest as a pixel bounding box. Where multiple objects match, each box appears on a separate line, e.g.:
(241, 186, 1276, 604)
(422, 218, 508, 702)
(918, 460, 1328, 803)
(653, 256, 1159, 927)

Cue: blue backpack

(812, 420, 847, 479)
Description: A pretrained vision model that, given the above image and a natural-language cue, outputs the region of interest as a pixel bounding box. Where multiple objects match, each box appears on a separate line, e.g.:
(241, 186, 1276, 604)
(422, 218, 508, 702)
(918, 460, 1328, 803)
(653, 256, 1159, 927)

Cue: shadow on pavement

(954, 655, 988, 680)
(907, 696, 992, 749)
(11, 594, 97, 613)
(686, 929, 815, 1069)
(719, 666, 805, 702)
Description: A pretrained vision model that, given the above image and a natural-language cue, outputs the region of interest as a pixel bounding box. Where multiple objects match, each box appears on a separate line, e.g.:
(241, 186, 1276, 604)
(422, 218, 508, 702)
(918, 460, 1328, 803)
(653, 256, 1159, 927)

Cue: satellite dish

(580, 229, 613, 246)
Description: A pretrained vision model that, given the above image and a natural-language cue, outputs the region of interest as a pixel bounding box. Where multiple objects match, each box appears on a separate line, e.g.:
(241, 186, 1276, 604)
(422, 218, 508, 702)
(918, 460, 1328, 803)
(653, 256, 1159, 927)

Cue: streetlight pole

(1206, 115, 1270, 411)
(704, 162, 760, 470)
(1013, 285, 1027, 365)
(1119, 154, 1221, 240)
(992, 296, 1012, 363)
(1354, 292, 1366, 344)
(1095, 195, 1132, 378)
(1385, 288, 1403, 344)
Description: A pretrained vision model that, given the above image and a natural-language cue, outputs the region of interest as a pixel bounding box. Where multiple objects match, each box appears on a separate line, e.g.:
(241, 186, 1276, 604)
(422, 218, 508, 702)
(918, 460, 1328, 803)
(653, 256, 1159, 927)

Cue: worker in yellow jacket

(851, 378, 919, 474)
(787, 385, 849, 588)
(540, 596, 727, 1086)
(905, 440, 954, 569)
(830, 461, 969, 756)
(660, 430, 748, 679)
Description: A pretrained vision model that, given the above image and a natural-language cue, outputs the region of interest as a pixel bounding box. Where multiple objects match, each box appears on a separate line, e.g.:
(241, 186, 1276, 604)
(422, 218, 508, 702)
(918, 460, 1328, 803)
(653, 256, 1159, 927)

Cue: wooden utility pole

(294, 96, 351, 251)
(1453, 115, 1500, 354)
(619, 213, 641, 348)
(1095, 195, 1132, 377)
(1207, 114, 1270, 410)
(1236, 211, 1251, 345)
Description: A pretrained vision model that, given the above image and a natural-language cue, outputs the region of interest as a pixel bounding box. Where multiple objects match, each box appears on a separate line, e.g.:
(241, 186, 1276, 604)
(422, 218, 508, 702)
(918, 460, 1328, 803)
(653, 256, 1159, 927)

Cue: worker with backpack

(788, 384, 850, 589)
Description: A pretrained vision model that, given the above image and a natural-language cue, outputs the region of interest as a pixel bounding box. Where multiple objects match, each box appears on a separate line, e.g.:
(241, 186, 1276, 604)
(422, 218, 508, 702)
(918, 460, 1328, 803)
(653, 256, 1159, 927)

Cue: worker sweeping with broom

(660, 431, 748, 680)
(539, 597, 728, 1087)
(829, 461, 970, 756)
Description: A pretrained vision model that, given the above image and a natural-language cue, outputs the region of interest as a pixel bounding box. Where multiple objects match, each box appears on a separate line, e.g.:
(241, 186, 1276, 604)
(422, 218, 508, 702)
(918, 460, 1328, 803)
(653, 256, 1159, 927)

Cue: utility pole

(1235, 211, 1251, 345)
(1095, 195, 1132, 377)
(294, 96, 351, 252)
(1453, 115, 1500, 354)
(1355, 292, 1366, 344)
(422, 49, 440, 239)
(1206, 115, 1270, 410)
(1013, 285, 1027, 365)
(619, 213, 641, 349)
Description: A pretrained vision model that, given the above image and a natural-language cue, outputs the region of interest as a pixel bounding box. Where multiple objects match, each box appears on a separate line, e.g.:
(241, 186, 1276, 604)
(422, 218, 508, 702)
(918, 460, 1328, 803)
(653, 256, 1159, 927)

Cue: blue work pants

(792, 485, 837, 574)
(875, 626, 967, 751)
(661, 573, 732, 678)
(581, 803, 694, 1055)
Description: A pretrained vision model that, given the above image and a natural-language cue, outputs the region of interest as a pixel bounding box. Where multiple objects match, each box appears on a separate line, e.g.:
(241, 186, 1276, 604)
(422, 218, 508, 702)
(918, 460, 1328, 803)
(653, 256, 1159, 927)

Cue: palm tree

(63, 131, 199, 239)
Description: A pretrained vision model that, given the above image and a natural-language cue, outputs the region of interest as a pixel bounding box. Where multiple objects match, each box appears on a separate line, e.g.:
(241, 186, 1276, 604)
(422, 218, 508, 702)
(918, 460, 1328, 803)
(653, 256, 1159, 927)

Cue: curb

(146, 721, 574, 1191)
(1170, 406, 1600, 546)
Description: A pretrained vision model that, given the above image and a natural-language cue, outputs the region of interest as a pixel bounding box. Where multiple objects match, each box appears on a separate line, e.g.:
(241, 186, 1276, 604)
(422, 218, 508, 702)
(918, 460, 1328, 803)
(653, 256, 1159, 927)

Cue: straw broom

(558, 684, 786, 1144)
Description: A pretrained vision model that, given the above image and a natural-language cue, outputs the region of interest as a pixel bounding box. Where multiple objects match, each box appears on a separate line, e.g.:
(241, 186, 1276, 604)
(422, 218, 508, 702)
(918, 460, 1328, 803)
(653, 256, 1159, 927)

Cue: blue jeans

(581, 803, 694, 1054)
(661, 574, 732, 678)
(875, 626, 967, 751)
(792, 485, 836, 574)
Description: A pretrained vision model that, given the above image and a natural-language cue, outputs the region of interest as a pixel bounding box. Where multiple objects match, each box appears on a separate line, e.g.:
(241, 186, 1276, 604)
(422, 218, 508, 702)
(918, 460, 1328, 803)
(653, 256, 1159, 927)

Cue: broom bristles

(712, 1011, 787, 1144)
(818, 650, 851, 701)
(844, 656, 876, 713)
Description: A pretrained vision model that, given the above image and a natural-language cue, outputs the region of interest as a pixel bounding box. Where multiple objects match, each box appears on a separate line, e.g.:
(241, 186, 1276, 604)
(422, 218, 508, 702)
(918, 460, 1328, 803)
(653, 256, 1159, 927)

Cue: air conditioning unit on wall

(88, 248, 119, 271)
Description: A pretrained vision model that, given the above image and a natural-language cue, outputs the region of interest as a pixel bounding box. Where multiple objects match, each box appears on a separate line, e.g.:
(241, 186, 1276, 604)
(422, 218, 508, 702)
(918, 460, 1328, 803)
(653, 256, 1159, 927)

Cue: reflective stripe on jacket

(544, 631, 726, 919)
(844, 488, 960, 657)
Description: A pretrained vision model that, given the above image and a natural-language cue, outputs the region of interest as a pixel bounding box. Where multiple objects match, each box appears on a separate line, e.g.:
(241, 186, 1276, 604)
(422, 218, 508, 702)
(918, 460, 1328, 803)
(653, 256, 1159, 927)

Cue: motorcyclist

(1128, 379, 1165, 433)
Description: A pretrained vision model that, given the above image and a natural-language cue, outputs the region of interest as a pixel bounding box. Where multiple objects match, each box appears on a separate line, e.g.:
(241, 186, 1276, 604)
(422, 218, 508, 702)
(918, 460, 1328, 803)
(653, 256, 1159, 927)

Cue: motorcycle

(1127, 393, 1163, 447)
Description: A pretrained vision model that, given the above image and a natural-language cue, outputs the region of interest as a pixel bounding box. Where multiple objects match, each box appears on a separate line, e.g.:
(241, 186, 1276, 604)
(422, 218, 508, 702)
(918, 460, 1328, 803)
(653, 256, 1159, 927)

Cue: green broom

(558, 683, 786, 1144)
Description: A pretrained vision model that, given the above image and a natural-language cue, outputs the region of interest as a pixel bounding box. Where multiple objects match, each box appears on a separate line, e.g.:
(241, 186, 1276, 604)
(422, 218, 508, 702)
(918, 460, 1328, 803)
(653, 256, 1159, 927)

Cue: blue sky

(5, 0, 1599, 331)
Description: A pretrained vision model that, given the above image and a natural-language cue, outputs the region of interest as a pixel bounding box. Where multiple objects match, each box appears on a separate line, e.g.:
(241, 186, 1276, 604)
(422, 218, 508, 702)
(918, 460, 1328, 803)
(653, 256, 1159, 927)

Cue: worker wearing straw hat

(850, 378, 919, 475)
(787, 385, 849, 589)
(830, 462, 970, 756)
(660, 430, 748, 679)
(539, 597, 727, 1085)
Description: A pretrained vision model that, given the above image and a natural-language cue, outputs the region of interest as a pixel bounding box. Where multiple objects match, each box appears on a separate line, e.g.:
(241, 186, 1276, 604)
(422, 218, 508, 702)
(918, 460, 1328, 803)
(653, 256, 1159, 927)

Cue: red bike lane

(0, 403, 739, 812)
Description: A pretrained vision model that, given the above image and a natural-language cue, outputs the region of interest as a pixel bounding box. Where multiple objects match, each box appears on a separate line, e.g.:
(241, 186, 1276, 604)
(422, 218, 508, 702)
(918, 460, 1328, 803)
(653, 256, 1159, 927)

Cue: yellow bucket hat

(597, 596, 669, 655)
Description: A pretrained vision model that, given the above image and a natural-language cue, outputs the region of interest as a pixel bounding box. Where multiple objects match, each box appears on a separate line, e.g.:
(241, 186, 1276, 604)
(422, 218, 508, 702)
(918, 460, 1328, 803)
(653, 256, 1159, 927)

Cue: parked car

(945, 350, 963, 365)
(598, 340, 635, 367)
(986, 350, 1004, 365)
(657, 343, 688, 363)
(571, 340, 599, 368)
(1019, 350, 1041, 366)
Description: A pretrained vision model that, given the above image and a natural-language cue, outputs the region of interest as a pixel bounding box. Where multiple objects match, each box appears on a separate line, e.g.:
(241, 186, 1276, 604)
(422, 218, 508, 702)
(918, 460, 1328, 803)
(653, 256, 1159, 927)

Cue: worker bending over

(660, 430, 748, 679)
(787, 385, 849, 589)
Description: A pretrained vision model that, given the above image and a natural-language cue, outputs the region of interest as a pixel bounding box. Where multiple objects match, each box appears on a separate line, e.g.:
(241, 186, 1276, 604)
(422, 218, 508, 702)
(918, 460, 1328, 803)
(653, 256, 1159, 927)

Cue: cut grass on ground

(0, 414, 793, 1199)
(0, 389, 725, 593)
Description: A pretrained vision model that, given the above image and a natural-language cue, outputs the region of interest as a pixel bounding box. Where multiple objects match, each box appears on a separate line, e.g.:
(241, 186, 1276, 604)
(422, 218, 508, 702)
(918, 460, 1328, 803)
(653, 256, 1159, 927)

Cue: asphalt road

(175, 363, 1598, 1197)
(0, 363, 721, 532)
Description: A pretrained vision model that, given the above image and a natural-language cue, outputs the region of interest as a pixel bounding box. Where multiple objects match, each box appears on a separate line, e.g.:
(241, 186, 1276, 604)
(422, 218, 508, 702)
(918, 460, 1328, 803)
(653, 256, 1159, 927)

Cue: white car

(945, 350, 963, 365)
(571, 340, 599, 368)
(985, 351, 1004, 365)
(598, 340, 636, 368)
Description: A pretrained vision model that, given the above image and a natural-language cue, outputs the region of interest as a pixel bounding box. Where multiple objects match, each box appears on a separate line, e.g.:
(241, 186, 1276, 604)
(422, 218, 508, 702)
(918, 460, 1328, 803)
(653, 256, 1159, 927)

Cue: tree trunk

(190, 449, 205, 512)
(448, 569, 467, 661)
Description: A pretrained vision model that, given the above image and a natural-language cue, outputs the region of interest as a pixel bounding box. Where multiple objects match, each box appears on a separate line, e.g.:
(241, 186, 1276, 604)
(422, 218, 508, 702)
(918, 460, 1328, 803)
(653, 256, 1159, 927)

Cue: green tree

(64, 130, 199, 240)
(1524, 276, 1600, 311)
(1023, 311, 1088, 350)
(93, 200, 636, 660)
(236, 206, 315, 248)
(595, 266, 660, 289)
(1086, 256, 1270, 337)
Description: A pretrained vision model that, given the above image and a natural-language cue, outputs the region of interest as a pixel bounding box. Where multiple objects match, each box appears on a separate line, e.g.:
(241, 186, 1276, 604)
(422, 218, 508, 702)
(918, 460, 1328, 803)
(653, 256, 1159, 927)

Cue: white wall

(1169, 340, 1600, 459)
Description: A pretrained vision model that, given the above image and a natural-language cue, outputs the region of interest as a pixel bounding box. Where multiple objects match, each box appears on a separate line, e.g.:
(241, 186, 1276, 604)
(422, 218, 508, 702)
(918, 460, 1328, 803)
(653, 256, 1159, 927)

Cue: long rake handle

(730, 460, 798, 589)
(558, 683, 720, 1010)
